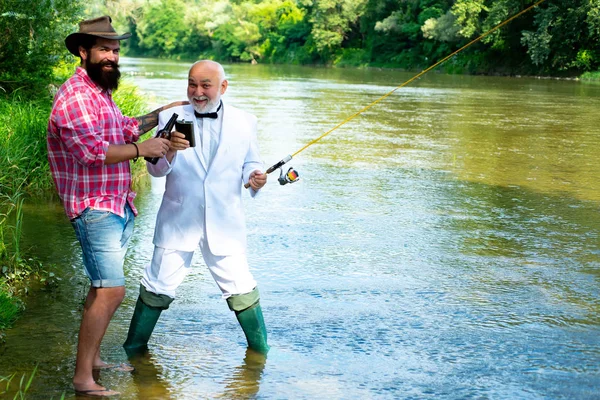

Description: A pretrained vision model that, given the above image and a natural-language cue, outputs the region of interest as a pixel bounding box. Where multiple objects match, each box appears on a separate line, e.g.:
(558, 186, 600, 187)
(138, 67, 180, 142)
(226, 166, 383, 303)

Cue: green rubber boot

(123, 285, 173, 354)
(235, 302, 270, 354)
(227, 288, 269, 354)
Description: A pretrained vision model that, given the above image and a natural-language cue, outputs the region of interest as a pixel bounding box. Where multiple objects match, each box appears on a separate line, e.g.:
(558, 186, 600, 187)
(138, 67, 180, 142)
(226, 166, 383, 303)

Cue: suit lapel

(212, 105, 233, 169)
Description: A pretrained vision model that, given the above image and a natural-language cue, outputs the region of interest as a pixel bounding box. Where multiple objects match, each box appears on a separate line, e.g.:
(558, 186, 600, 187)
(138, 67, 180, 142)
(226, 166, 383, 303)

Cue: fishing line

(247, 0, 547, 188)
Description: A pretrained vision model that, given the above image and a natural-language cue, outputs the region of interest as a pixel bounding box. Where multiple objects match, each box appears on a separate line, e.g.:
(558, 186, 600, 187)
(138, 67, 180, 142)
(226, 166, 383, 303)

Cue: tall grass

(0, 77, 150, 332)
(114, 80, 155, 187)
(0, 364, 65, 399)
(0, 365, 37, 399)
(0, 95, 52, 281)
(0, 286, 22, 331)
(0, 96, 54, 195)
(0, 95, 52, 332)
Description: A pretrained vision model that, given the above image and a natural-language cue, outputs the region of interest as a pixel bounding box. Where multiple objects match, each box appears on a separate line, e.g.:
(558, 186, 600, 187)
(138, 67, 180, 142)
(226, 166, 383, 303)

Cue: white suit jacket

(148, 103, 263, 256)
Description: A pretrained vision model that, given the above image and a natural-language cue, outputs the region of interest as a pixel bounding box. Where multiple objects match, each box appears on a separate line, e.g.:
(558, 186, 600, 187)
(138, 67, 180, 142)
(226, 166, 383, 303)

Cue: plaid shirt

(48, 67, 140, 220)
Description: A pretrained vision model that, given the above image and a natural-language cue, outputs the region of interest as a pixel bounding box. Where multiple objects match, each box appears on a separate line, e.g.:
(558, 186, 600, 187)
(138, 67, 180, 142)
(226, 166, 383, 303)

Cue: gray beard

(190, 96, 220, 113)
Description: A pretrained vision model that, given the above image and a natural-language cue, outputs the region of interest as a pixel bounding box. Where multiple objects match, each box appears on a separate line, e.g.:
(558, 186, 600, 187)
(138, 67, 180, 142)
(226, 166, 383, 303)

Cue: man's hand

(165, 131, 190, 162)
(168, 131, 190, 152)
(138, 137, 170, 158)
(248, 170, 267, 191)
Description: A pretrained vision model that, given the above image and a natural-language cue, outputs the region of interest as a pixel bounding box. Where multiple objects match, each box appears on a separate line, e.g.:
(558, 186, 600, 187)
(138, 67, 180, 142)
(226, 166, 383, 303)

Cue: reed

(0, 365, 36, 399)
(0, 365, 65, 399)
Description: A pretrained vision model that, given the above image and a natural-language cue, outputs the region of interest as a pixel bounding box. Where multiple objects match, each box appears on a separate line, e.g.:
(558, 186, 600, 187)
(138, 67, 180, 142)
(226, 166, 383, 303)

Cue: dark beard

(86, 59, 120, 91)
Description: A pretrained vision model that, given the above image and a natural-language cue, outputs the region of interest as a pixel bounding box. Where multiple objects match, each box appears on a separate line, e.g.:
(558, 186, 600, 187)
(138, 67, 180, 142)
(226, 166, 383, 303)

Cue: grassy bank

(0, 95, 53, 343)
(580, 71, 600, 82)
(0, 78, 150, 339)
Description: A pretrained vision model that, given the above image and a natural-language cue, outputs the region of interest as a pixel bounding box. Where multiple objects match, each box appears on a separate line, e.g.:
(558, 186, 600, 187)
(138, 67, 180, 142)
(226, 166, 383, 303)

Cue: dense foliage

(0, 0, 84, 97)
(1, 0, 598, 96)
(86, 0, 600, 76)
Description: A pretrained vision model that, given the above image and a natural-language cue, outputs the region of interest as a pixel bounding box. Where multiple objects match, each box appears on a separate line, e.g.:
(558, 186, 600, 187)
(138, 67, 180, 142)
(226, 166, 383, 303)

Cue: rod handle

(244, 155, 292, 189)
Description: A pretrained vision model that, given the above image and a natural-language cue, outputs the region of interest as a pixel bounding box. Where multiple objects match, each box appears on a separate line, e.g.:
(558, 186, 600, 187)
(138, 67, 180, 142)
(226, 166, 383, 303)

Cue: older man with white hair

(123, 60, 270, 354)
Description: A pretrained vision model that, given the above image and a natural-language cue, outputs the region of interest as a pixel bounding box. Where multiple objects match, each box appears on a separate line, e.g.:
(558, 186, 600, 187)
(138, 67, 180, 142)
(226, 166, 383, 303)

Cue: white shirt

(195, 105, 223, 167)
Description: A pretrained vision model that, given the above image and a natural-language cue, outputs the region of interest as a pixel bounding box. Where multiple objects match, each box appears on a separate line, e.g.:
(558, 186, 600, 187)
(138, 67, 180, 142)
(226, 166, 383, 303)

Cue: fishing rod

(245, 0, 547, 189)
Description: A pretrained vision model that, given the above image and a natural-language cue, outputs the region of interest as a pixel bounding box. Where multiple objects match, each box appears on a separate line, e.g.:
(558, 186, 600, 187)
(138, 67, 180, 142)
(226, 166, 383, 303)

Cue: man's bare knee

(95, 286, 126, 306)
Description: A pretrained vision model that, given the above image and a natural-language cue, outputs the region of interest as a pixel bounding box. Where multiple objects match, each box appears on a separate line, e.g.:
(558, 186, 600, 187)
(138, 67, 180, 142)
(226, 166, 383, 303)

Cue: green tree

(364, 0, 453, 68)
(448, 0, 600, 74)
(521, 0, 600, 73)
(135, 0, 188, 57)
(247, 0, 311, 63)
(0, 0, 83, 98)
(304, 0, 368, 60)
(80, 0, 600, 75)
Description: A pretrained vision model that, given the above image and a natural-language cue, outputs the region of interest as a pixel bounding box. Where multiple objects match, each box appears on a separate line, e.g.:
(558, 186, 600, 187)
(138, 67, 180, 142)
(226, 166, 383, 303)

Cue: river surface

(0, 58, 599, 399)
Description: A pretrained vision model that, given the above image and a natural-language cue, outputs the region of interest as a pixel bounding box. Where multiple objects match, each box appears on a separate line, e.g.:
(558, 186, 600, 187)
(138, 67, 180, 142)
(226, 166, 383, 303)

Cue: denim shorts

(71, 204, 135, 288)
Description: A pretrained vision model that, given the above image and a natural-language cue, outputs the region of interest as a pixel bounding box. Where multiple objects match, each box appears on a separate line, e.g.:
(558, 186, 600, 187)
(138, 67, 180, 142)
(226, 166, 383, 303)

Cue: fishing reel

(278, 167, 299, 185)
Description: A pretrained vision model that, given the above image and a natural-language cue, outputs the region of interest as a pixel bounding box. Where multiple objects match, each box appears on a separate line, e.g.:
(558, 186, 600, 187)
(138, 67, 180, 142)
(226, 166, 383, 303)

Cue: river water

(0, 58, 599, 399)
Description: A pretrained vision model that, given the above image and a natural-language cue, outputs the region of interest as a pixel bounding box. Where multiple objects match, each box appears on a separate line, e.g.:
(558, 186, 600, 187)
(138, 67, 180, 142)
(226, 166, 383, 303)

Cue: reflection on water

(0, 59, 599, 399)
(219, 349, 267, 399)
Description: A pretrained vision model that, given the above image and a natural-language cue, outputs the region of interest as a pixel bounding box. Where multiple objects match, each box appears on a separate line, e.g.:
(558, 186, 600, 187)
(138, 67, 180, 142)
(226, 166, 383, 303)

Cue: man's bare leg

(79, 288, 106, 368)
(72, 286, 125, 393)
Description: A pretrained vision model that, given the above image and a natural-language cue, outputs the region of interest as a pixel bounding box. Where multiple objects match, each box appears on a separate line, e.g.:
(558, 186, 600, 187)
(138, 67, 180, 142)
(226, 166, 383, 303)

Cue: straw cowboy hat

(65, 16, 131, 56)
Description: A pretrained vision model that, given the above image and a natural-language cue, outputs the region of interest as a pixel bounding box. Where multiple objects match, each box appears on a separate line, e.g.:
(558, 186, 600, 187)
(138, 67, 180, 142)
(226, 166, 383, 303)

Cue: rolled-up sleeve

(122, 116, 140, 143)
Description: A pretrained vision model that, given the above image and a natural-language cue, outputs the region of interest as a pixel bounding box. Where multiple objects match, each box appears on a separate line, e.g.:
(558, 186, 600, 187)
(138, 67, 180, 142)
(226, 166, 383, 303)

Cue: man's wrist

(131, 143, 139, 162)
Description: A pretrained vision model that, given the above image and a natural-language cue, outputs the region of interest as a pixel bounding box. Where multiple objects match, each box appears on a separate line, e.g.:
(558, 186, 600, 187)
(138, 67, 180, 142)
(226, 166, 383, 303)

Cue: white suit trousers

(141, 244, 257, 299)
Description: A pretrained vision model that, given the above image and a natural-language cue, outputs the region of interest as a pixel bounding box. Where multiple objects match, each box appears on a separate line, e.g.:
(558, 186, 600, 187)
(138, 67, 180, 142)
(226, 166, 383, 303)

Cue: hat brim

(65, 32, 131, 56)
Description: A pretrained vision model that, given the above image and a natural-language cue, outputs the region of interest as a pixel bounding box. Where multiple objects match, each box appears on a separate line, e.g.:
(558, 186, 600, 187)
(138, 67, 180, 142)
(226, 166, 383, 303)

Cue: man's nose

(106, 50, 118, 61)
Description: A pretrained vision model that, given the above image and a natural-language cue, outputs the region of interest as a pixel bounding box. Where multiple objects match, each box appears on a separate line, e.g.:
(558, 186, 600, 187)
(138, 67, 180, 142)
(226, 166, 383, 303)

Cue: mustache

(100, 60, 119, 68)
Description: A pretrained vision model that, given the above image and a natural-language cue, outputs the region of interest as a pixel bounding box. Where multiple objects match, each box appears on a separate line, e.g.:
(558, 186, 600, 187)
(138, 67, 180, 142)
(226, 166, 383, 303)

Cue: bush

(0, 0, 83, 99)
(580, 71, 600, 82)
(334, 48, 370, 68)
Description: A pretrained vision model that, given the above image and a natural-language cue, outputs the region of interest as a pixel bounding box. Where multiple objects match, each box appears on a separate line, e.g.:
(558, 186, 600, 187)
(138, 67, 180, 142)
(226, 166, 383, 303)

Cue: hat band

(85, 31, 120, 36)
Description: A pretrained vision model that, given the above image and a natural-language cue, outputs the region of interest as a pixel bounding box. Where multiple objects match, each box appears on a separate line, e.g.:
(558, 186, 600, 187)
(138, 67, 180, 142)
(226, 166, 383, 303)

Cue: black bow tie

(194, 101, 222, 119)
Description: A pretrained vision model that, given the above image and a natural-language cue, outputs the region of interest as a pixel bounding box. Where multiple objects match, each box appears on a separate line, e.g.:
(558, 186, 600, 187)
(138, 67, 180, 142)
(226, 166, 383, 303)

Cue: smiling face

(80, 38, 121, 91)
(187, 61, 228, 113)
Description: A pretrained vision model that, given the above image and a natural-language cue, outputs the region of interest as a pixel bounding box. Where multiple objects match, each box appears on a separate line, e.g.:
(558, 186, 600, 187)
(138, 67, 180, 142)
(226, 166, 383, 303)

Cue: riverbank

(581, 71, 600, 82)
(123, 53, 597, 83)
(0, 80, 150, 341)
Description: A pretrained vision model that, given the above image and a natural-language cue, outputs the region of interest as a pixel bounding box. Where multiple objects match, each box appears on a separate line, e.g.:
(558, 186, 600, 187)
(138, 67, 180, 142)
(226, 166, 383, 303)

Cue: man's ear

(78, 46, 88, 62)
(220, 79, 228, 95)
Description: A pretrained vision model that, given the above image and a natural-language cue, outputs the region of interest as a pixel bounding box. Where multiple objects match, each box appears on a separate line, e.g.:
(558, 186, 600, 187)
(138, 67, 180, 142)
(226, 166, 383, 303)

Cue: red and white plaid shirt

(48, 67, 140, 220)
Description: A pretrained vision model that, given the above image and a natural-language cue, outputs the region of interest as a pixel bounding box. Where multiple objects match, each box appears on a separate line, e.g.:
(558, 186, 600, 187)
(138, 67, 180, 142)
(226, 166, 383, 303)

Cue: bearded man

(47, 16, 187, 397)
(123, 60, 270, 357)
